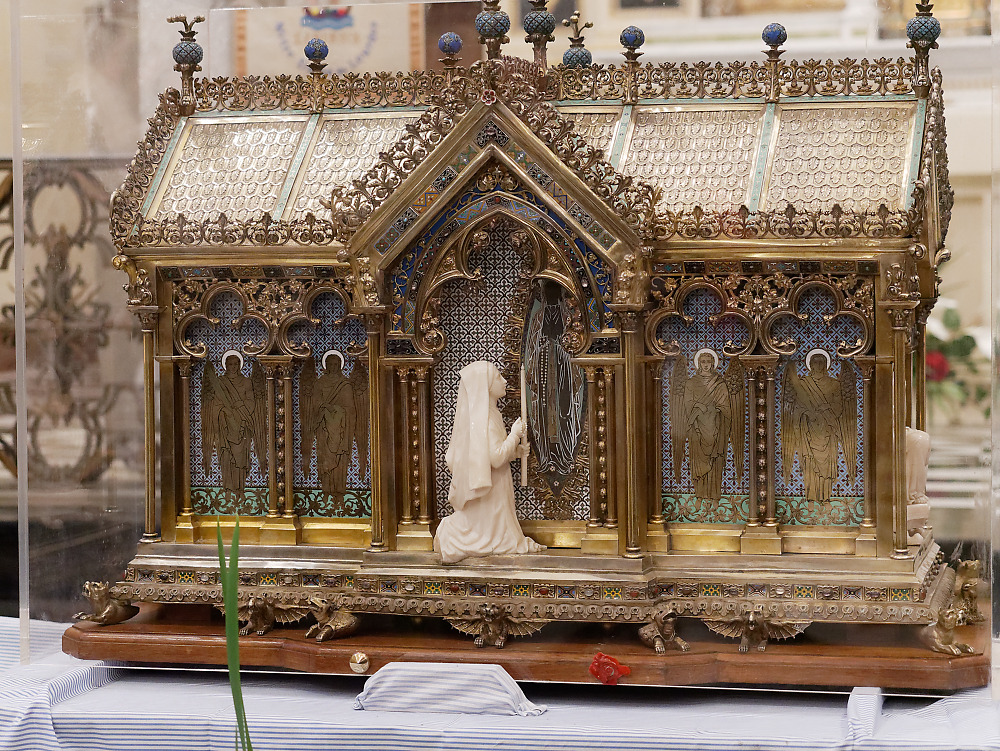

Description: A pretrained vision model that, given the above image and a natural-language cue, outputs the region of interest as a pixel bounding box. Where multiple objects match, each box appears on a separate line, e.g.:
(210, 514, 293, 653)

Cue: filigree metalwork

(110, 92, 183, 249)
(764, 105, 915, 213)
(550, 57, 913, 102)
(922, 68, 954, 250)
(173, 277, 354, 357)
(651, 203, 916, 242)
(327, 58, 660, 242)
(194, 69, 453, 113)
(762, 278, 873, 357)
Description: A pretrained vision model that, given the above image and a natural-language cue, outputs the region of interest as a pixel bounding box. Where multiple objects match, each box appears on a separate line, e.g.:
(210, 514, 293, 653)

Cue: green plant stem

(218, 520, 253, 751)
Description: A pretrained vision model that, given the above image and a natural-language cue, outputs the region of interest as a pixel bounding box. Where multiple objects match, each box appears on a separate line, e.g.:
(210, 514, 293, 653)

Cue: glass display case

(5, 0, 994, 694)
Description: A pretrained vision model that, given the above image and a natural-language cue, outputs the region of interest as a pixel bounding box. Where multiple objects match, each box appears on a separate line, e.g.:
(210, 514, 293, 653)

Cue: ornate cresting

(90, 3, 985, 675)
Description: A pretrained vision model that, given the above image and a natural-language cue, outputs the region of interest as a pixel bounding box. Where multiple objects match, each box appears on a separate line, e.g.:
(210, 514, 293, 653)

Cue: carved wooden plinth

(63, 605, 988, 692)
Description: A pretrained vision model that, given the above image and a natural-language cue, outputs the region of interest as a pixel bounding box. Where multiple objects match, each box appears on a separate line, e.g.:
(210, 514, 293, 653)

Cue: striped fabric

(0, 618, 998, 750)
(354, 662, 547, 716)
(0, 619, 73, 670)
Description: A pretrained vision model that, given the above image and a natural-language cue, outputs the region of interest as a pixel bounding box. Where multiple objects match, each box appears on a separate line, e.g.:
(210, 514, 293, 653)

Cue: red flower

(926, 350, 950, 382)
(589, 652, 631, 685)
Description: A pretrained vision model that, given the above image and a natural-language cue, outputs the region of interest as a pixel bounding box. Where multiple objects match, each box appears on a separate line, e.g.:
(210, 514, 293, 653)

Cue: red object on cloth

(589, 652, 631, 685)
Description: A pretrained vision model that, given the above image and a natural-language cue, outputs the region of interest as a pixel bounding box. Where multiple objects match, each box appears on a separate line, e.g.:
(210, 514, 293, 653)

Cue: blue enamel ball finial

(524, 9, 557, 37)
(562, 46, 593, 68)
(304, 38, 329, 62)
(620, 25, 644, 63)
(906, 14, 941, 43)
(438, 31, 463, 56)
(761, 22, 787, 48)
(620, 25, 645, 50)
(475, 8, 511, 39)
(172, 39, 204, 66)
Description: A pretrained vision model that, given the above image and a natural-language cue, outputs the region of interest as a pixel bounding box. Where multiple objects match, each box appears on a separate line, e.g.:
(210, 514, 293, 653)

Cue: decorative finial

(524, 0, 556, 69)
(438, 32, 463, 76)
(304, 38, 329, 112)
(475, 0, 511, 60)
(304, 38, 329, 74)
(562, 11, 593, 68)
(761, 22, 786, 103)
(761, 22, 787, 49)
(620, 25, 644, 64)
(907, 3, 940, 97)
(167, 15, 205, 116)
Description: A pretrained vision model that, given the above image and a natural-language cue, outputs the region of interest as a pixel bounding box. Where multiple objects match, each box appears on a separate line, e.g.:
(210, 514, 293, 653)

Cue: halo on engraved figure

(693, 348, 720, 371)
(322, 349, 346, 373)
(805, 348, 831, 372)
(222, 349, 245, 370)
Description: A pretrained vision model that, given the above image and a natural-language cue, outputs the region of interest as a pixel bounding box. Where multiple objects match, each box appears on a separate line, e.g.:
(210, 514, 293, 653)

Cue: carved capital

(257, 354, 295, 378)
(131, 304, 159, 332)
(881, 301, 918, 331)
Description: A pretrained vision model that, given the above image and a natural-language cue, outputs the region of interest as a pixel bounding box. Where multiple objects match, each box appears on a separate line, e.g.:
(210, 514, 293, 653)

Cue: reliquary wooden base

(63, 604, 988, 692)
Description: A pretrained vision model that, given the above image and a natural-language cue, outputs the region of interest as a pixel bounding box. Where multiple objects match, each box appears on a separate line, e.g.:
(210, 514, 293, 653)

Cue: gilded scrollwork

(110, 93, 182, 249)
(551, 57, 913, 102)
(885, 259, 921, 302)
(173, 278, 357, 358)
(652, 203, 916, 242)
(646, 279, 757, 358)
(762, 279, 873, 357)
(327, 58, 661, 242)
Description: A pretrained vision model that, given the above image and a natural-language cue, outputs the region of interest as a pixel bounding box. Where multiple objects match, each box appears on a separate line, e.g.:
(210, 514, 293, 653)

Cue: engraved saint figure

(781, 349, 857, 502)
(670, 349, 745, 501)
(300, 351, 369, 508)
(200, 351, 267, 503)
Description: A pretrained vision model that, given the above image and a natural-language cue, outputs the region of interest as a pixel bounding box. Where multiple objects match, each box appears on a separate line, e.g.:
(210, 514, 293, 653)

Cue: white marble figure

(434, 361, 546, 564)
(904, 426, 931, 545)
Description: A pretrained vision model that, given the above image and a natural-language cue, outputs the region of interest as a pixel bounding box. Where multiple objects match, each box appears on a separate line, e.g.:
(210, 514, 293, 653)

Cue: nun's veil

(445, 361, 502, 510)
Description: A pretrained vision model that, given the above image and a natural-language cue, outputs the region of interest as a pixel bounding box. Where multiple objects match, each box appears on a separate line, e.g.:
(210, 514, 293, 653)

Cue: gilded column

(914, 301, 933, 431)
(614, 309, 643, 558)
(649, 361, 664, 525)
(135, 305, 160, 543)
(414, 365, 433, 525)
(257, 355, 296, 543)
(601, 367, 617, 529)
(583, 366, 602, 527)
(175, 356, 194, 543)
(854, 355, 877, 556)
(395, 361, 435, 551)
(365, 313, 387, 552)
(281, 363, 296, 520)
(739, 355, 780, 555)
(396, 367, 414, 525)
(883, 301, 918, 558)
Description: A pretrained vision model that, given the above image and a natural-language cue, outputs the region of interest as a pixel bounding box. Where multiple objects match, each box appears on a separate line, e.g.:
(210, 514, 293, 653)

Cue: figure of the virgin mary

(434, 361, 546, 564)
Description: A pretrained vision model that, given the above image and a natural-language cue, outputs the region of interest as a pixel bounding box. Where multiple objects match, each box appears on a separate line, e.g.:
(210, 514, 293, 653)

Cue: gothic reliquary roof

(110, 11, 952, 254)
